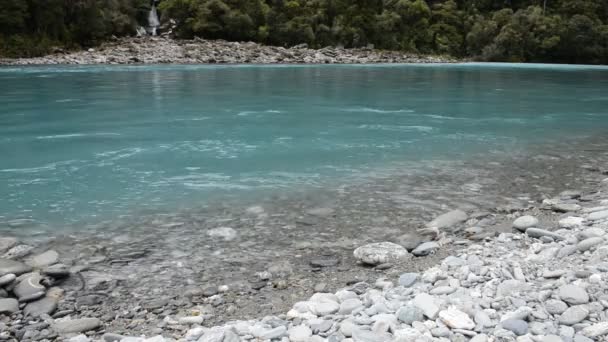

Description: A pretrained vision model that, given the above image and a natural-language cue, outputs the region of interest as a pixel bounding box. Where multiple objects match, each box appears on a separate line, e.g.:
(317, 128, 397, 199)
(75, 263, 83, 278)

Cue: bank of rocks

(87, 179, 608, 342)
(0, 37, 454, 65)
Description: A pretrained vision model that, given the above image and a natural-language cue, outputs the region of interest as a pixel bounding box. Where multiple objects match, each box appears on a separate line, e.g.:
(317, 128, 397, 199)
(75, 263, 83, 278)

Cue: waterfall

(148, 4, 160, 36)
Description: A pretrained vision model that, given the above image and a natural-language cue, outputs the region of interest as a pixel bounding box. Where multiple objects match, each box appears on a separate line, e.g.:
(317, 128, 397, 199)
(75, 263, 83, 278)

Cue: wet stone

(0, 238, 18, 254)
(0, 298, 18, 314)
(0, 258, 32, 276)
(310, 257, 339, 268)
(24, 297, 58, 317)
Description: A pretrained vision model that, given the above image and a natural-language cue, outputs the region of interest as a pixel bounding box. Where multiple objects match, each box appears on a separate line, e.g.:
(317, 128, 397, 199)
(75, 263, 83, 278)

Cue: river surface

(1, 63, 608, 231)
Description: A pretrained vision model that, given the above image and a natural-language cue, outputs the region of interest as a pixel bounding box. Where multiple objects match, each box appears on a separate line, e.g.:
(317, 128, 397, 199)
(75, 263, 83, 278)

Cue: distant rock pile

(0, 37, 454, 65)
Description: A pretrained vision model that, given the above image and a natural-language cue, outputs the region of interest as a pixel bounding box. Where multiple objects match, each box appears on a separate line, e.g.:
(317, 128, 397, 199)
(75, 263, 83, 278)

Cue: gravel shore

(0, 37, 454, 65)
(1, 135, 608, 342)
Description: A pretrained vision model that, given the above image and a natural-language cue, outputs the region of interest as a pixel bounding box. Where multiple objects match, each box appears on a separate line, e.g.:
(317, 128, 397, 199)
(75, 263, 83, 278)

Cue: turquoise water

(1, 63, 608, 228)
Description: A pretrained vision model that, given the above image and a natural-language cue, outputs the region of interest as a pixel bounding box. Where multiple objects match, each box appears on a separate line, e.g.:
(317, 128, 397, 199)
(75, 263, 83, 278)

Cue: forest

(0, 0, 606, 64)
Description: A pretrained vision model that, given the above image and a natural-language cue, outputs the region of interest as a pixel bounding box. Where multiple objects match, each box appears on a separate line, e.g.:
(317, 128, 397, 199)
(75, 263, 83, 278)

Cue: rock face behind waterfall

(0, 37, 455, 65)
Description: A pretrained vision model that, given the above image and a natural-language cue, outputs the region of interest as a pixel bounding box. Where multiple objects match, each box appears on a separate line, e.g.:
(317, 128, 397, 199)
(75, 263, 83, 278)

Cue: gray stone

(352, 328, 392, 342)
(0, 298, 18, 314)
(577, 237, 605, 252)
(559, 306, 589, 325)
(412, 241, 440, 256)
(0, 273, 16, 286)
(526, 228, 564, 241)
(581, 321, 608, 338)
(68, 335, 91, 342)
(398, 272, 418, 287)
(513, 215, 539, 232)
(559, 217, 585, 229)
(339, 298, 363, 315)
(552, 203, 581, 213)
(353, 242, 410, 265)
(0, 237, 17, 254)
(426, 209, 468, 229)
(558, 285, 589, 305)
(306, 207, 334, 217)
(256, 326, 286, 340)
(26, 250, 59, 268)
(24, 297, 58, 317)
(42, 264, 70, 278)
(497, 279, 528, 297)
(289, 325, 312, 342)
(574, 335, 594, 342)
(414, 293, 439, 319)
(13, 273, 45, 301)
(439, 307, 475, 330)
(395, 234, 425, 252)
(0, 258, 32, 276)
(397, 305, 424, 324)
(557, 245, 578, 258)
(588, 210, 608, 221)
(103, 333, 127, 342)
(2, 244, 34, 259)
(501, 319, 528, 336)
(52, 318, 101, 334)
(206, 227, 237, 241)
(545, 299, 569, 315)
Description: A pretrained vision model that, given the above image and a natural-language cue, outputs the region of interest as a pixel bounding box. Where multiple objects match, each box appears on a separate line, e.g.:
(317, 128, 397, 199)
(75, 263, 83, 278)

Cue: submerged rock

(426, 209, 468, 229)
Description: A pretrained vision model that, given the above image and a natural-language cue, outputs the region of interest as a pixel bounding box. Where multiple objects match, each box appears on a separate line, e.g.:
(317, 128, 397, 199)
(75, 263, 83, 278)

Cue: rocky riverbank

(1, 137, 608, 342)
(0, 37, 454, 65)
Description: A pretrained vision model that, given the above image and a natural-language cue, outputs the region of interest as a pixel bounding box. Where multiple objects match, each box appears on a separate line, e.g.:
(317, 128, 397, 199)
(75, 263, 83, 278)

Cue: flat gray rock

(397, 305, 424, 324)
(501, 319, 528, 336)
(558, 284, 589, 305)
(0, 237, 18, 254)
(526, 228, 564, 241)
(512, 215, 539, 232)
(0, 273, 16, 286)
(545, 299, 568, 315)
(52, 318, 102, 334)
(353, 242, 410, 265)
(552, 203, 581, 212)
(559, 306, 589, 325)
(13, 273, 46, 300)
(26, 250, 59, 268)
(577, 237, 605, 252)
(588, 210, 608, 221)
(398, 272, 418, 287)
(0, 298, 18, 314)
(2, 244, 34, 259)
(413, 293, 439, 319)
(24, 297, 58, 317)
(426, 210, 468, 229)
(0, 258, 32, 276)
(411, 241, 440, 256)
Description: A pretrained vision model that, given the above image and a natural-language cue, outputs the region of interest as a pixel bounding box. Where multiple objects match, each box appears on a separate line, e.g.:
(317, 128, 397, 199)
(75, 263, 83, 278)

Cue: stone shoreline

(0, 37, 455, 65)
(1, 135, 608, 341)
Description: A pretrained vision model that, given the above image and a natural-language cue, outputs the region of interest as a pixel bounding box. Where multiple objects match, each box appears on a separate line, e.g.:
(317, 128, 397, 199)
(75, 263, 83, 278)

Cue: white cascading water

(148, 4, 160, 36)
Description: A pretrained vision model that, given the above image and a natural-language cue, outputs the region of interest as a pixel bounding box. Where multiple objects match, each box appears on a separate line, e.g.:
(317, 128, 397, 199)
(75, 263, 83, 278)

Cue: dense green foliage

(1, 0, 607, 63)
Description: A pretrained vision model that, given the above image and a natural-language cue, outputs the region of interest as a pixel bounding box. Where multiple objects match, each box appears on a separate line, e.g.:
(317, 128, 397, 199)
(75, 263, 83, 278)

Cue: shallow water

(1, 63, 608, 230)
